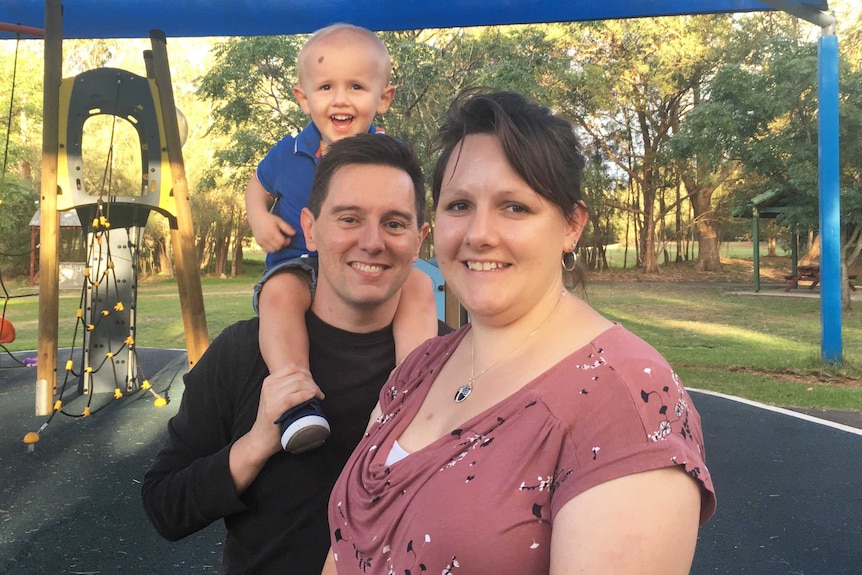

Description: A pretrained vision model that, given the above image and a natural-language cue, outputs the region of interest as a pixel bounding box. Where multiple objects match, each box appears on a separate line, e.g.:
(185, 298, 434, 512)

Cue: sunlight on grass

(653, 316, 810, 353)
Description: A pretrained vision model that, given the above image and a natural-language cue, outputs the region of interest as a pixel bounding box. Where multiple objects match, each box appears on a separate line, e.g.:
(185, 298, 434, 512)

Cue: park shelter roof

(733, 189, 795, 219)
(0, 1, 827, 40)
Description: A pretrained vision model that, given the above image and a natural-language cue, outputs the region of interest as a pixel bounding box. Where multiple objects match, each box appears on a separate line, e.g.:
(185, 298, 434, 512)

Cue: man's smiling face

(302, 162, 428, 329)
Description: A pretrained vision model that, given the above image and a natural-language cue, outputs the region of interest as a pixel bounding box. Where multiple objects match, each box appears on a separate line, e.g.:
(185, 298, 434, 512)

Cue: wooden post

(147, 30, 209, 367)
(752, 209, 760, 293)
(791, 233, 798, 276)
(143, 49, 192, 356)
(444, 285, 468, 328)
(0, 23, 45, 38)
(35, 0, 63, 416)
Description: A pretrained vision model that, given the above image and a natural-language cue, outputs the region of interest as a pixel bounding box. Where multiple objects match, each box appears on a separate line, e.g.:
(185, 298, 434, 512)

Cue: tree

(696, 22, 862, 308)
(554, 17, 730, 273)
(579, 142, 623, 270)
(1, 40, 43, 275)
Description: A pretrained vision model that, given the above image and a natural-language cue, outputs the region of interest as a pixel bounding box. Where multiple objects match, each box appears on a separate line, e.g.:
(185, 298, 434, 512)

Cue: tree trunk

(674, 181, 683, 263)
(637, 111, 659, 273)
(840, 231, 853, 312)
(162, 235, 175, 278)
(641, 208, 658, 273)
(231, 235, 244, 277)
(686, 179, 721, 272)
(625, 182, 637, 269)
(800, 234, 820, 266)
(213, 235, 228, 277)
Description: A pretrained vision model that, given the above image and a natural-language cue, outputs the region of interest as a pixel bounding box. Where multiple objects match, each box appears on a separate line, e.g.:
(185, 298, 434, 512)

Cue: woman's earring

(562, 250, 577, 272)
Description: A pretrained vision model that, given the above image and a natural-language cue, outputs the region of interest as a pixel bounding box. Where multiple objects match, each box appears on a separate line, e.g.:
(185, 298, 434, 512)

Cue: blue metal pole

(817, 33, 842, 364)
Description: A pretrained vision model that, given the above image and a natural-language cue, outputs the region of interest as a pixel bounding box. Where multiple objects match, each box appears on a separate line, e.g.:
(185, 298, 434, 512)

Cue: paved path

(1, 349, 859, 574)
(689, 390, 862, 574)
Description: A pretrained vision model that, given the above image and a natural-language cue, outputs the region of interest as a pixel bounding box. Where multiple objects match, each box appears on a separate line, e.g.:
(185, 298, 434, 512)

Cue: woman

(324, 91, 715, 574)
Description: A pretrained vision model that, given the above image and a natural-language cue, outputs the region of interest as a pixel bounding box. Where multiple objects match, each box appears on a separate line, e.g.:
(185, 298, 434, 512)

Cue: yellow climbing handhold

(153, 397, 168, 408)
(125, 336, 135, 345)
(23, 432, 40, 444)
(83, 406, 91, 417)
(141, 380, 151, 390)
(101, 310, 110, 316)
(114, 302, 124, 312)
(114, 388, 123, 399)
(105, 352, 114, 358)
(65, 359, 73, 371)
(53, 399, 62, 411)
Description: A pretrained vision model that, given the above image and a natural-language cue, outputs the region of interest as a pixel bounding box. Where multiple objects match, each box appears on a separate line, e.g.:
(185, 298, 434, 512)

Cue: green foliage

(579, 145, 623, 270)
(0, 179, 38, 274)
(690, 37, 819, 225)
(1, 40, 42, 275)
(198, 35, 307, 147)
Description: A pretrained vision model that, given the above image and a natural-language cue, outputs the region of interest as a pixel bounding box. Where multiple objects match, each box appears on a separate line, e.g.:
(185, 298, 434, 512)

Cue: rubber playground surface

(1, 348, 860, 574)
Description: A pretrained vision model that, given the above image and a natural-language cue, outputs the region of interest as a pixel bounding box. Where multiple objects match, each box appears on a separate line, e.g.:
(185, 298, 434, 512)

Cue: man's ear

(300, 207, 317, 251)
(293, 85, 311, 115)
(412, 222, 431, 262)
(376, 85, 396, 115)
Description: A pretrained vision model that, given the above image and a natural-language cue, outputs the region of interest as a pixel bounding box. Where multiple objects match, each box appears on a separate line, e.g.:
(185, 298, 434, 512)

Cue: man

(142, 133, 441, 574)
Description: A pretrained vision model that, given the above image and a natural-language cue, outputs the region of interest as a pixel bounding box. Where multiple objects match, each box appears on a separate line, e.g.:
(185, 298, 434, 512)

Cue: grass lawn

(584, 282, 860, 412)
(2, 250, 859, 413)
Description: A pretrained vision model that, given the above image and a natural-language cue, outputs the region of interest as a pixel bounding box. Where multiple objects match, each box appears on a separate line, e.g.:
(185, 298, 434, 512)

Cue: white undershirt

(384, 439, 411, 466)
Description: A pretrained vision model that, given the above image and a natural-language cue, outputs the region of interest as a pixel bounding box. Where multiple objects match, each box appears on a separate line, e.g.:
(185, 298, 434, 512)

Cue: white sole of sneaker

(281, 415, 331, 453)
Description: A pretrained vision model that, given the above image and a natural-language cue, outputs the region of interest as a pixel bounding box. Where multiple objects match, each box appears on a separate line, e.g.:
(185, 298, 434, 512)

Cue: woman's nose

(464, 208, 496, 248)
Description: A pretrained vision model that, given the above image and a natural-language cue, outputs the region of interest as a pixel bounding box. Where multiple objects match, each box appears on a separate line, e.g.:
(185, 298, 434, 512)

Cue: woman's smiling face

(433, 133, 584, 325)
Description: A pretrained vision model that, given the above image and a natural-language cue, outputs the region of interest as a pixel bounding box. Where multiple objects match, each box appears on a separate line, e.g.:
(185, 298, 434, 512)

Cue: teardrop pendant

(454, 381, 473, 403)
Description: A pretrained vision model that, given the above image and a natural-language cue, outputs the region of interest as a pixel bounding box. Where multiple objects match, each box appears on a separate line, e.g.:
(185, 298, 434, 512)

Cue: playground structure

(1, 14, 210, 424)
(54, 65, 180, 395)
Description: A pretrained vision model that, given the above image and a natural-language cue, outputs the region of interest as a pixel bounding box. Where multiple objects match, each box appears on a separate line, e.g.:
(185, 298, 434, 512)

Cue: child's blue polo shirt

(256, 122, 382, 271)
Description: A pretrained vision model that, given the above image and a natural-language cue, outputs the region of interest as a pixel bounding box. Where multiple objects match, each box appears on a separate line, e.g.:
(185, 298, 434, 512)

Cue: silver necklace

(454, 290, 568, 403)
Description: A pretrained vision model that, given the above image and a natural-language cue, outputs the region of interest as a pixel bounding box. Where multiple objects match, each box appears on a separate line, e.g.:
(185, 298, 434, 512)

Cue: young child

(245, 24, 438, 454)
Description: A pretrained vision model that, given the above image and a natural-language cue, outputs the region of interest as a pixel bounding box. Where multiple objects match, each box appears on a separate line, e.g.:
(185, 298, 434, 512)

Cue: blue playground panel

(414, 258, 445, 321)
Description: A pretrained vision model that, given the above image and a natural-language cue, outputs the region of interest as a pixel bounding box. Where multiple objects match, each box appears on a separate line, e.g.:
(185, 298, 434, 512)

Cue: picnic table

(784, 265, 858, 292)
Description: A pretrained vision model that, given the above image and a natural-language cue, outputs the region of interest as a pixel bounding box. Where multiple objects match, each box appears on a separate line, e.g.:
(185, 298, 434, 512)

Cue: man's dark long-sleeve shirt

(141, 313, 399, 574)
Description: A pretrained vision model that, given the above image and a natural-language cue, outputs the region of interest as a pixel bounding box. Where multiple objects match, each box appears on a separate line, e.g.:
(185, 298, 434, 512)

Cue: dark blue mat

(0, 348, 226, 574)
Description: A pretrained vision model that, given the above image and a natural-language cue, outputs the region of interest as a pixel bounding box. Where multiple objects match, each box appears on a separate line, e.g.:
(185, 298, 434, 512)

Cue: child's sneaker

(276, 398, 331, 454)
